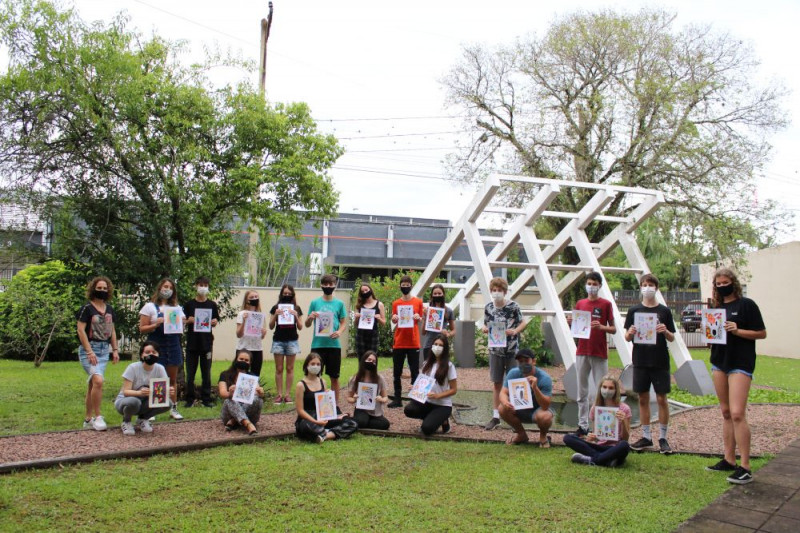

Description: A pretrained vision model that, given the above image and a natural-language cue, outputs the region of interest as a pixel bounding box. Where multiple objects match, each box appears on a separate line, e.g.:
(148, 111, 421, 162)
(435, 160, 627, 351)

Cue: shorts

(159, 342, 183, 367)
(271, 340, 300, 356)
(515, 406, 554, 424)
(711, 365, 753, 379)
(314, 348, 341, 379)
(78, 341, 110, 383)
(489, 353, 516, 383)
(633, 366, 672, 395)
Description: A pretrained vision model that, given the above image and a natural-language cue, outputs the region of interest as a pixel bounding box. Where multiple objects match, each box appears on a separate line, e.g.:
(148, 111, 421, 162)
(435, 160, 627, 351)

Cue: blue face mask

(518, 363, 533, 375)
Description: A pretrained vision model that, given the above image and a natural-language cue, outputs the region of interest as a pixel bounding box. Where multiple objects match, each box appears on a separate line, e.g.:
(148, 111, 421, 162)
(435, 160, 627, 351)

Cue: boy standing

(388, 275, 424, 408)
(183, 276, 219, 408)
(305, 274, 348, 403)
(624, 273, 676, 454)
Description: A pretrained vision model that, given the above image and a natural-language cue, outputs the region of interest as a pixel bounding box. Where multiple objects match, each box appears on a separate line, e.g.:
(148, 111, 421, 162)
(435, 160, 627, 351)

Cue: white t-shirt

(116, 362, 168, 401)
(236, 310, 265, 351)
(139, 302, 186, 324)
(424, 361, 458, 407)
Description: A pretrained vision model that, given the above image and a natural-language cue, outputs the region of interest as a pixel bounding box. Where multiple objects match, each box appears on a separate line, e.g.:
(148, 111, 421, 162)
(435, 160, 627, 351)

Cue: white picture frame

(162, 306, 183, 335)
(507, 377, 533, 410)
(244, 311, 264, 337)
(633, 312, 658, 345)
(424, 306, 445, 333)
(397, 305, 414, 328)
(193, 308, 212, 333)
(594, 406, 619, 441)
(148, 377, 170, 408)
(358, 308, 376, 330)
(277, 304, 295, 325)
(315, 390, 338, 421)
(702, 308, 727, 345)
(355, 382, 378, 410)
(232, 373, 259, 405)
(408, 374, 435, 404)
(571, 310, 592, 339)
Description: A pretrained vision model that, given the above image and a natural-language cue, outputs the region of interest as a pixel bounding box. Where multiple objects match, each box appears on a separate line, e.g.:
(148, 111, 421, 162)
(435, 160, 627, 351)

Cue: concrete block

(674, 359, 715, 396)
(454, 320, 476, 368)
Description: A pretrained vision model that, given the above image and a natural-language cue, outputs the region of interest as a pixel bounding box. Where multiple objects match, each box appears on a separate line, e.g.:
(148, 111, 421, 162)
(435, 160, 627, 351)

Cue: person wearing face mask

(570, 271, 616, 437)
(482, 277, 529, 430)
(236, 290, 267, 377)
(139, 277, 185, 420)
(346, 350, 390, 430)
(304, 274, 348, 406)
(269, 284, 304, 404)
(114, 341, 174, 435)
(623, 274, 676, 455)
(403, 334, 458, 435)
(77, 276, 120, 431)
(388, 275, 425, 408)
(294, 352, 358, 443)
(421, 283, 456, 357)
(353, 283, 386, 358)
(498, 349, 553, 446)
(563, 375, 631, 467)
(218, 350, 264, 435)
(704, 268, 765, 485)
(183, 276, 220, 409)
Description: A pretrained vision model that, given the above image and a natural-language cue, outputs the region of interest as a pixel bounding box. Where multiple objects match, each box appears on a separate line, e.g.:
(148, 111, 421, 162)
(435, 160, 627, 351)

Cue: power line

(332, 165, 450, 181)
(345, 146, 455, 153)
(337, 131, 463, 140)
(317, 115, 466, 122)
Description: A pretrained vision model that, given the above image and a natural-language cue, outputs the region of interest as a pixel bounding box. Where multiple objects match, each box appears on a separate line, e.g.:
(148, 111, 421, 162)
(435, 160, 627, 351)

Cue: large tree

(443, 8, 789, 264)
(0, 0, 342, 313)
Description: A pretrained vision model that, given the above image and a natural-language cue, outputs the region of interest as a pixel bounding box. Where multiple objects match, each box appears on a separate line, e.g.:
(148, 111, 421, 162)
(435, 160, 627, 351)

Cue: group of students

(75, 268, 765, 484)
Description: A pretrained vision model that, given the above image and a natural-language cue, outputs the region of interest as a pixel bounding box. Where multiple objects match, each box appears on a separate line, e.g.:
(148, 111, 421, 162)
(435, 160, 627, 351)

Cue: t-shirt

(347, 375, 388, 417)
(269, 303, 303, 342)
(420, 361, 458, 407)
(236, 310, 265, 352)
(623, 303, 675, 369)
(77, 302, 116, 342)
(575, 297, 614, 359)
(590, 402, 632, 445)
(183, 299, 220, 352)
(484, 299, 524, 357)
(392, 297, 424, 349)
(355, 301, 382, 333)
(308, 297, 348, 349)
(502, 366, 553, 410)
(710, 297, 765, 374)
(422, 305, 455, 348)
(140, 302, 186, 326)
(116, 362, 167, 401)
(219, 369, 256, 389)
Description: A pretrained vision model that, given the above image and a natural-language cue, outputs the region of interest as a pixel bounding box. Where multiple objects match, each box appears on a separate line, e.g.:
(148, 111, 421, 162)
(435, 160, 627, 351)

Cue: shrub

(473, 315, 552, 367)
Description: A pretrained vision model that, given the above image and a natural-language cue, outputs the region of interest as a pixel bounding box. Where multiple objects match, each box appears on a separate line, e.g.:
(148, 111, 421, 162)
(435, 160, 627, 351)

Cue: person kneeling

(346, 351, 390, 430)
(564, 375, 631, 467)
(218, 350, 264, 435)
(403, 335, 457, 436)
(114, 342, 173, 435)
(295, 352, 358, 443)
(498, 349, 553, 447)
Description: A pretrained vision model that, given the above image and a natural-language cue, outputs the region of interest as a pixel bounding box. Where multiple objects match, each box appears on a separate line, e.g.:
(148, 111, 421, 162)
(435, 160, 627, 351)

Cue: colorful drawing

(193, 308, 212, 333)
(358, 308, 376, 330)
(397, 305, 414, 328)
(149, 377, 170, 408)
(162, 306, 183, 335)
(277, 304, 295, 326)
(425, 306, 445, 333)
(356, 382, 378, 410)
(702, 308, 727, 345)
(315, 390, 338, 421)
(507, 378, 533, 410)
(633, 313, 658, 345)
(594, 406, 619, 441)
(571, 310, 591, 339)
(232, 373, 259, 405)
(408, 374, 436, 404)
(488, 320, 507, 348)
(315, 311, 334, 337)
(244, 312, 264, 337)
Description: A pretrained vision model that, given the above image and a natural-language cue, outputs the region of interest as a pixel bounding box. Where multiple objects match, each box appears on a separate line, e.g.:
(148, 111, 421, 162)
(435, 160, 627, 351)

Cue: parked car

(680, 302, 703, 332)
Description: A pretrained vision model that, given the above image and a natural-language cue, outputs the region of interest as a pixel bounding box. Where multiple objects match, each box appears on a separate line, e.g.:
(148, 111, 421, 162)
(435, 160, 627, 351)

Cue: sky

(65, 0, 800, 240)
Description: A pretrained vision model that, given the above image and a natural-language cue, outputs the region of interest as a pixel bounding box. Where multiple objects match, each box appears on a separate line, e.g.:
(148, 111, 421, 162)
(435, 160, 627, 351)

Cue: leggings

(353, 409, 390, 430)
(114, 397, 171, 422)
(392, 348, 420, 398)
(563, 434, 630, 467)
(221, 398, 263, 425)
(404, 400, 452, 436)
(295, 414, 358, 442)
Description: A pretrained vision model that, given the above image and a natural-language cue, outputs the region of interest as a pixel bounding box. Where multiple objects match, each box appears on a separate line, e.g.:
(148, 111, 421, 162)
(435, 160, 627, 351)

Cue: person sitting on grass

(346, 351, 390, 430)
(403, 334, 458, 436)
(563, 375, 631, 467)
(294, 352, 358, 443)
(498, 349, 553, 447)
(218, 349, 264, 435)
(114, 341, 173, 436)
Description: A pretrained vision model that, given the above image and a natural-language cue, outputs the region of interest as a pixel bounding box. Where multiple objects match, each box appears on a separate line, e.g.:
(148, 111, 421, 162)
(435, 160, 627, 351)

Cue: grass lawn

(0, 436, 765, 532)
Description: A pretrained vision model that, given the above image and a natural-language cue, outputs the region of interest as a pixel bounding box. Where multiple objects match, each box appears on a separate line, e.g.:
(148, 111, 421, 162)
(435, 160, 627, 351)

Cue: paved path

(676, 437, 800, 532)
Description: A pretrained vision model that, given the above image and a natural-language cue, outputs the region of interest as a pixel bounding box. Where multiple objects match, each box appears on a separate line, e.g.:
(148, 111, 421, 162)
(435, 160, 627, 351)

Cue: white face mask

(491, 291, 505, 303)
(641, 286, 656, 299)
(197, 287, 209, 296)
(307, 365, 321, 375)
(600, 387, 616, 400)
(585, 284, 599, 297)
(431, 345, 444, 356)
(160, 288, 173, 299)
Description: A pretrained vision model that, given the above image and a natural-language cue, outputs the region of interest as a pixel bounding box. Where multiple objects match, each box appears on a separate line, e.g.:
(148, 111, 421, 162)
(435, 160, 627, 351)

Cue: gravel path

(2, 368, 799, 467)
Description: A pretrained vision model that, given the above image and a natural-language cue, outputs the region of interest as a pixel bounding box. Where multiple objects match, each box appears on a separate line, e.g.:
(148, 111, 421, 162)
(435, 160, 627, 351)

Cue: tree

(0, 1, 343, 311)
(443, 8, 789, 264)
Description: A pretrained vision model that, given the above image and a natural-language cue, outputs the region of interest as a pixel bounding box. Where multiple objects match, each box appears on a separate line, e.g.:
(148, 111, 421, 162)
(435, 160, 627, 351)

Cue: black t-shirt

(76, 302, 116, 342)
(623, 303, 675, 369)
(356, 300, 382, 333)
(183, 299, 220, 352)
(269, 303, 303, 341)
(710, 297, 765, 374)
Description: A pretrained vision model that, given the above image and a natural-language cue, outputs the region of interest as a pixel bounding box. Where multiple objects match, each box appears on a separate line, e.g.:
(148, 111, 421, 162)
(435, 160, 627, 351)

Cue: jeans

(563, 434, 630, 467)
(185, 349, 213, 403)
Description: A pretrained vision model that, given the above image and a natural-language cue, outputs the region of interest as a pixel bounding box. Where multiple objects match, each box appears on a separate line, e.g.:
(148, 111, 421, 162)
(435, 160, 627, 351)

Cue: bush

(473, 315, 552, 367)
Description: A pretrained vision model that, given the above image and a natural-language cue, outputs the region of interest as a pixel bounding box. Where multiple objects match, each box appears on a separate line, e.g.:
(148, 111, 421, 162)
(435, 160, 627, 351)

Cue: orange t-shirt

(392, 297, 423, 349)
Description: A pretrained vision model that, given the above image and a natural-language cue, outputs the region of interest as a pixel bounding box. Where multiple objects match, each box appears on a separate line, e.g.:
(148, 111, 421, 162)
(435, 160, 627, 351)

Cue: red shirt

(575, 297, 614, 359)
(392, 297, 423, 349)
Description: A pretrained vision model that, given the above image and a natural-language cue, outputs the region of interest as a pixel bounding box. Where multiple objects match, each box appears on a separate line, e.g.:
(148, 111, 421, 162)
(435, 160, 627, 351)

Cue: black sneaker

(484, 417, 501, 430)
(387, 398, 403, 409)
(727, 466, 753, 485)
(658, 438, 673, 455)
(574, 426, 589, 437)
(184, 401, 194, 409)
(630, 437, 654, 451)
(705, 459, 737, 472)
(202, 401, 214, 408)
(441, 420, 451, 434)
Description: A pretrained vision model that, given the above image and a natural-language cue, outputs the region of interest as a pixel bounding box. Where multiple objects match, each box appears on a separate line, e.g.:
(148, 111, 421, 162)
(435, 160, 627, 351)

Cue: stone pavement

(675, 437, 800, 532)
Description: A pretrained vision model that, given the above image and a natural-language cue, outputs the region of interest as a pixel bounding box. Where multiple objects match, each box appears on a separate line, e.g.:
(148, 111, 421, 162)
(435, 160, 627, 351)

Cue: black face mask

(248, 298, 259, 306)
(364, 362, 377, 372)
(93, 290, 109, 301)
(235, 360, 250, 372)
(360, 290, 372, 300)
(142, 355, 159, 366)
(280, 294, 293, 303)
(518, 362, 533, 375)
(716, 284, 734, 297)
(322, 286, 335, 295)
(431, 296, 444, 305)
(400, 286, 411, 295)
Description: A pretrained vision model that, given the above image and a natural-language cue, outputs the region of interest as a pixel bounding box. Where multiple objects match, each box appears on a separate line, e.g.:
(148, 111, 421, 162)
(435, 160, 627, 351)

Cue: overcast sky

(68, 0, 800, 240)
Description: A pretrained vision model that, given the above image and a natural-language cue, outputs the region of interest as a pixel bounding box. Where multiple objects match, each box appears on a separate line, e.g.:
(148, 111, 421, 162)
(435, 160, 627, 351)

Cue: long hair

(356, 283, 374, 311)
(712, 267, 743, 307)
(241, 290, 262, 311)
(350, 350, 379, 394)
(151, 277, 178, 306)
(429, 283, 446, 304)
(276, 284, 297, 306)
(86, 276, 114, 300)
(302, 352, 323, 376)
(421, 334, 450, 385)
(223, 349, 252, 386)
(594, 374, 621, 407)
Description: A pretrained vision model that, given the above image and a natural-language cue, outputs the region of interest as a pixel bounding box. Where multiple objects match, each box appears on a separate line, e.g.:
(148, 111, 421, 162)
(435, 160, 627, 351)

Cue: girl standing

(354, 283, 385, 358)
(236, 290, 267, 377)
(346, 350, 390, 430)
(269, 284, 303, 404)
(403, 334, 458, 435)
(294, 352, 358, 443)
(218, 350, 264, 435)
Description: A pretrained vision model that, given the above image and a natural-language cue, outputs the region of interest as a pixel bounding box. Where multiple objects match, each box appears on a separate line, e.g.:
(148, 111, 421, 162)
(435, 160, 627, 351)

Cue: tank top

(357, 300, 382, 333)
(301, 378, 326, 413)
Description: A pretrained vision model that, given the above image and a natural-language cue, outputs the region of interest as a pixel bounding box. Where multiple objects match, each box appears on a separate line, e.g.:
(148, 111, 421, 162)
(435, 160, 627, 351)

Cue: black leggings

(248, 350, 264, 377)
(392, 348, 420, 398)
(563, 434, 630, 467)
(295, 415, 358, 442)
(404, 400, 452, 436)
(353, 409, 390, 430)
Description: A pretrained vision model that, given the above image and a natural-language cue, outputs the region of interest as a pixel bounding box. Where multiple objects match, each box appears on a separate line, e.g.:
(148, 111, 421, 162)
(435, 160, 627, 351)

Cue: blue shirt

(308, 297, 347, 349)
(503, 366, 552, 409)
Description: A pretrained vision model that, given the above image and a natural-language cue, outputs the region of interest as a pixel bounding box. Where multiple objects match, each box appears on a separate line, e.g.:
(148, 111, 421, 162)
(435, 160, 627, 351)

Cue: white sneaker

(83, 417, 94, 429)
(92, 415, 108, 431)
(136, 418, 153, 433)
(169, 406, 184, 420)
(121, 421, 135, 436)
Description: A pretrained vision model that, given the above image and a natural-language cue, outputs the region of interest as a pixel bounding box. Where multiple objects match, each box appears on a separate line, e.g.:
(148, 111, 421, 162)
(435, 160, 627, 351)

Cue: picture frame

(594, 406, 619, 441)
(232, 373, 259, 405)
(193, 308, 212, 333)
(358, 308, 375, 330)
(571, 310, 592, 339)
(315, 390, 338, 421)
(356, 382, 378, 410)
(397, 305, 414, 328)
(702, 308, 727, 345)
(487, 320, 507, 348)
(315, 311, 334, 337)
(244, 311, 264, 337)
(162, 306, 183, 335)
(507, 377, 533, 410)
(277, 304, 295, 325)
(633, 312, 658, 345)
(148, 377, 170, 408)
(425, 306, 445, 333)
(408, 374, 435, 404)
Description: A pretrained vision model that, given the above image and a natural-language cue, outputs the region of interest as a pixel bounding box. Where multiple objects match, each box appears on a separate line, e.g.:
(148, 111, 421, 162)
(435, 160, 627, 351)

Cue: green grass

(0, 437, 765, 532)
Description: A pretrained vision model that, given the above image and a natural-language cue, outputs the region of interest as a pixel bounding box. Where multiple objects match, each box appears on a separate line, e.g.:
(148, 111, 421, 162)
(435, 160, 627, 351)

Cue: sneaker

(316, 433, 326, 444)
(574, 426, 589, 437)
(706, 458, 737, 472)
(121, 421, 135, 436)
(571, 453, 593, 465)
(630, 437, 653, 451)
(169, 406, 184, 420)
(387, 398, 403, 409)
(441, 420, 451, 434)
(727, 466, 753, 485)
(283, 396, 293, 404)
(83, 417, 94, 429)
(484, 417, 501, 431)
(202, 401, 214, 408)
(92, 415, 108, 431)
(273, 397, 284, 406)
(184, 401, 194, 409)
(659, 438, 673, 455)
(136, 418, 153, 433)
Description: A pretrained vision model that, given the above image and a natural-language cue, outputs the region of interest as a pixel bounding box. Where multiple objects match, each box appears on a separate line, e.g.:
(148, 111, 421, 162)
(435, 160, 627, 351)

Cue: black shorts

(633, 366, 671, 395)
(314, 348, 341, 379)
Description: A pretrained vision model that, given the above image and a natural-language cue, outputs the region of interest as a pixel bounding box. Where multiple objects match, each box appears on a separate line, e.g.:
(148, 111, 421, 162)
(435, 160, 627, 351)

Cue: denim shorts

(271, 340, 300, 356)
(711, 365, 753, 379)
(78, 341, 110, 383)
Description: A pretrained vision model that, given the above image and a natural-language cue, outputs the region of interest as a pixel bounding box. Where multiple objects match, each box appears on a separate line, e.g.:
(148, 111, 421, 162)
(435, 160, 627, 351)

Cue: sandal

(273, 396, 283, 405)
(244, 421, 258, 435)
(538, 435, 552, 448)
(441, 420, 451, 434)
(506, 433, 529, 445)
